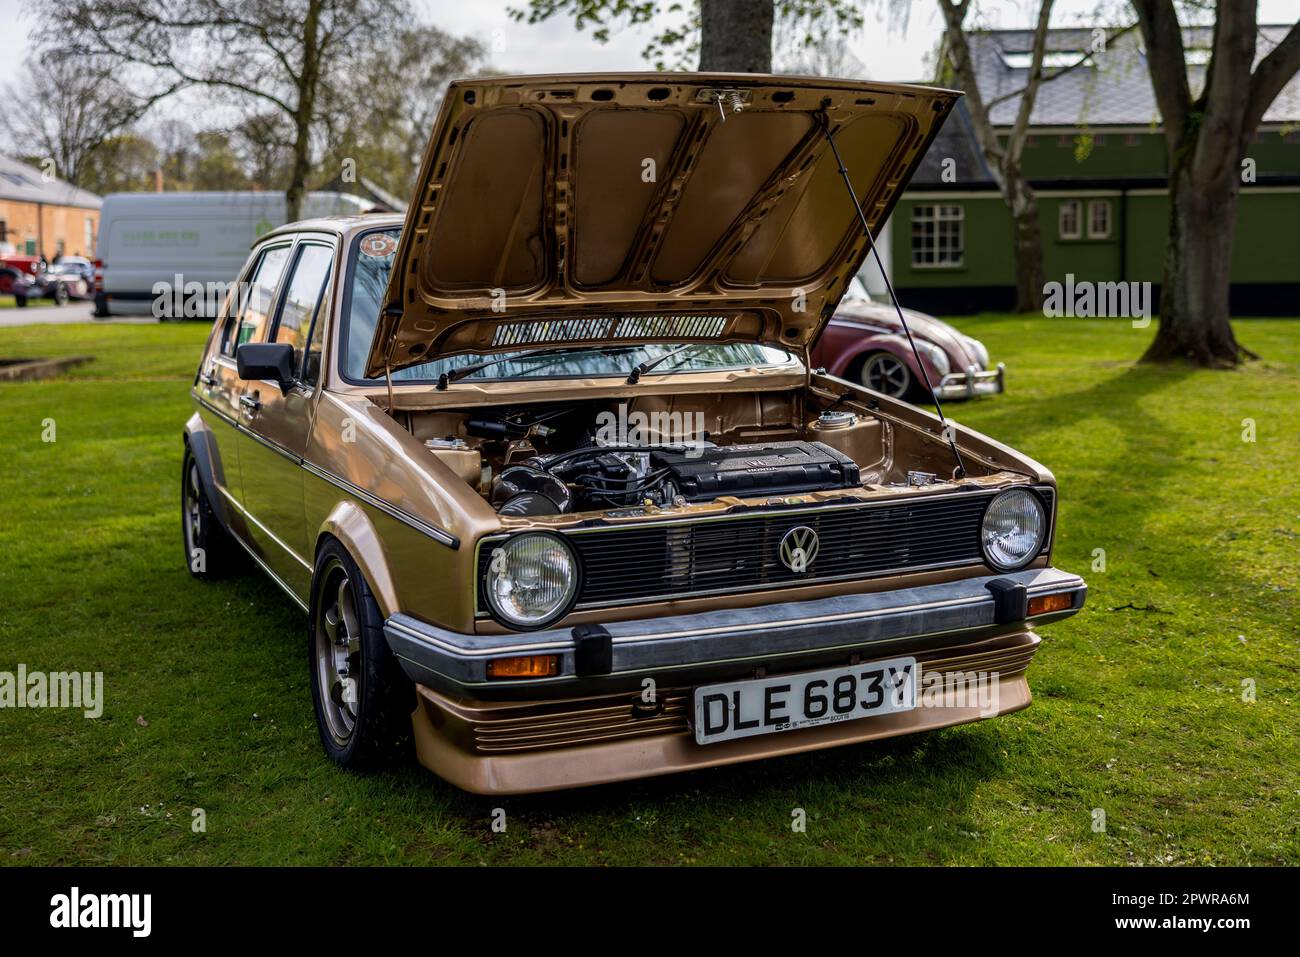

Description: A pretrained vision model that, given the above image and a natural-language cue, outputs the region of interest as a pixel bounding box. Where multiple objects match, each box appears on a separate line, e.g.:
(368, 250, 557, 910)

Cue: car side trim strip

(241, 424, 302, 463)
(220, 506, 310, 612)
(194, 395, 459, 550)
(218, 486, 313, 572)
(300, 460, 460, 549)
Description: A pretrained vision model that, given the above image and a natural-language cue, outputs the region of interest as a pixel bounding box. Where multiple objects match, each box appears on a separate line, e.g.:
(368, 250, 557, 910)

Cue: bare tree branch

(938, 0, 1005, 171)
(42, 0, 408, 219)
(1245, 19, 1300, 134)
(985, 22, 1140, 110)
(1130, 0, 1192, 148)
(1005, 0, 1055, 166)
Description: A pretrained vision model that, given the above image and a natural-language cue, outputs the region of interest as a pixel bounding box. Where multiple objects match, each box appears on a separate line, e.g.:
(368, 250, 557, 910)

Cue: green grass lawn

(0, 317, 1296, 866)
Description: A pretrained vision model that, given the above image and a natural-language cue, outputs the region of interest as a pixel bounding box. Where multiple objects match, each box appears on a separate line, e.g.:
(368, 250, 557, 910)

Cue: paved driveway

(0, 302, 154, 327)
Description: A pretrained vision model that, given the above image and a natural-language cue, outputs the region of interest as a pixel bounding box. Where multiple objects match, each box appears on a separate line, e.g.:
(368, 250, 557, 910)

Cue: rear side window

(221, 244, 291, 356)
(302, 293, 329, 387)
(270, 244, 333, 377)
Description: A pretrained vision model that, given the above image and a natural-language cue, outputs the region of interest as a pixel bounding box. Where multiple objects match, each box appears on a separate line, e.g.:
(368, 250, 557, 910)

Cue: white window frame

(910, 204, 965, 269)
(1087, 199, 1112, 239)
(1059, 200, 1082, 240)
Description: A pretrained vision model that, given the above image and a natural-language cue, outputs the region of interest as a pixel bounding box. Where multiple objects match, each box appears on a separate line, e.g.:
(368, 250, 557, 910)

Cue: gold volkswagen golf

(182, 74, 1085, 794)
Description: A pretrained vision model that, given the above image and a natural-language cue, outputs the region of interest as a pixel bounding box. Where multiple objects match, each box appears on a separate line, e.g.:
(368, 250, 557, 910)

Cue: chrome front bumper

(385, 566, 1085, 695)
(936, 362, 1005, 400)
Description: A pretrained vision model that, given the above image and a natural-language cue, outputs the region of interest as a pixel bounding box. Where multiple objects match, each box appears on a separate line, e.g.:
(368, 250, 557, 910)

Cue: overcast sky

(1, 0, 1297, 101)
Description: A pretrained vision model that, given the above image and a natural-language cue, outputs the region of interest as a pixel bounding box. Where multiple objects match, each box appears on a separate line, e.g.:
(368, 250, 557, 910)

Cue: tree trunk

(1140, 153, 1247, 366)
(285, 123, 310, 223)
(699, 0, 773, 72)
(1005, 172, 1045, 313)
(285, 0, 323, 223)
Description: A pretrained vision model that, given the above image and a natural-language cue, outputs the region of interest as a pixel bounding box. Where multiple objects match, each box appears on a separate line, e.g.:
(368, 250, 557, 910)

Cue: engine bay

(489, 440, 863, 515)
(397, 390, 986, 517)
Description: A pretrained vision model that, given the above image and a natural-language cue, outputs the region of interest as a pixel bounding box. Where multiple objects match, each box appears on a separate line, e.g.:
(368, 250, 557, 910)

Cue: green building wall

(1015, 130, 1300, 180)
(891, 186, 1300, 314)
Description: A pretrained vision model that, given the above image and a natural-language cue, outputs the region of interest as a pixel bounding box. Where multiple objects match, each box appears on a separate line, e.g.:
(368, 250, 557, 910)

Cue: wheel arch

(843, 341, 922, 387)
(314, 502, 400, 620)
(182, 413, 231, 530)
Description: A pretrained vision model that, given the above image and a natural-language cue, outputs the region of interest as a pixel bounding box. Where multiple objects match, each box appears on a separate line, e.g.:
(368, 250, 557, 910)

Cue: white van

(93, 191, 373, 318)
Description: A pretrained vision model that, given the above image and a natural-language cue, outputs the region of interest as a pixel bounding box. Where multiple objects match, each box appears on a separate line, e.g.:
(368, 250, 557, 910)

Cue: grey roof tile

(967, 24, 1300, 128)
(0, 153, 102, 209)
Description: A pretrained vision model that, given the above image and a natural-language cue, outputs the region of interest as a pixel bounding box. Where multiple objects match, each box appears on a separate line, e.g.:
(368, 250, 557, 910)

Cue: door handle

(199, 372, 217, 386)
(239, 394, 262, 414)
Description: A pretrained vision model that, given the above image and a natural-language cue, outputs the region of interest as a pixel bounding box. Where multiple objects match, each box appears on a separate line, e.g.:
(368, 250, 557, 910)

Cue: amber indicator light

(487, 655, 560, 679)
(1028, 593, 1073, 616)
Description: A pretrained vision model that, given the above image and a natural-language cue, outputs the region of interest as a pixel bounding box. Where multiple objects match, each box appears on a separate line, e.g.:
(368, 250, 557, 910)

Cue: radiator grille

(478, 489, 1053, 612)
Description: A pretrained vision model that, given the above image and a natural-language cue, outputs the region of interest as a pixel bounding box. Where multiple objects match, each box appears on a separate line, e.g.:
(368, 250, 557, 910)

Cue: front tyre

(309, 540, 414, 770)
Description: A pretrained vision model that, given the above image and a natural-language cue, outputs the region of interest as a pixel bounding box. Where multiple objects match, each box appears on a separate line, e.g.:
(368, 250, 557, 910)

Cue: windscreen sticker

(359, 233, 398, 258)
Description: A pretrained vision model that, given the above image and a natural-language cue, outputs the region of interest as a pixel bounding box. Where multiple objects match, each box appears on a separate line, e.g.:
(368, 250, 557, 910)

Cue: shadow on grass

(949, 361, 1196, 527)
(395, 719, 1015, 864)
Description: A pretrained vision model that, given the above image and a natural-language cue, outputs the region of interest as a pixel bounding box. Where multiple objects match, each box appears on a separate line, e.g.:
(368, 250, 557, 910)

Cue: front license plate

(692, 656, 917, 745)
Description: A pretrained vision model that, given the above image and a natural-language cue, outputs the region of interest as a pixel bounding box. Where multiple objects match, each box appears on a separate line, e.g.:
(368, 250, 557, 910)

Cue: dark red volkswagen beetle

(812, 279, 1005, 402)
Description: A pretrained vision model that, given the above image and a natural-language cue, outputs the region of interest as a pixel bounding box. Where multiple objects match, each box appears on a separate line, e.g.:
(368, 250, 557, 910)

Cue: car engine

(490, 439, 861, 515)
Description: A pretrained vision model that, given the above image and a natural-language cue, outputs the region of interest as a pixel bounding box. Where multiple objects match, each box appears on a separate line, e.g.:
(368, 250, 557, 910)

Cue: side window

(910, 204, 964, 268)
(269, 244, 333, 378)
(302, 290, 330, 387)
(1087, 199, 1112, 239)
(221, 244, 292, 356)
(217, 252, 259, 353)
(1058, 200, 1082, 240)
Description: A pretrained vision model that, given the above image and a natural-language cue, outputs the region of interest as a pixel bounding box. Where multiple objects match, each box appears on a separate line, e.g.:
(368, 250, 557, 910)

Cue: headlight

(483, 533, 579, 629)
(964, 336, 990, 369)
(981, 489, 1046, 571)
(918, 341, 951, 376)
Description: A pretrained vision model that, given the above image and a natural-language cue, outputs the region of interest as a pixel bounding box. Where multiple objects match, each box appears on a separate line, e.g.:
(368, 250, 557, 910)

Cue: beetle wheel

(860, 352, 913, 398)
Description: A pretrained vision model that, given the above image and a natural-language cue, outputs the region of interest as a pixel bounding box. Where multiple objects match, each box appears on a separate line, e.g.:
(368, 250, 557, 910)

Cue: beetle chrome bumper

(384, 566, 1085, 694)
(936, 362, 1005, 400)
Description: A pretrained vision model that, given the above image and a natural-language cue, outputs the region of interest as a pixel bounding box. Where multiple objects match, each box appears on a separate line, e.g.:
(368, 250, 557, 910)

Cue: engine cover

(650, 441, 861, 502)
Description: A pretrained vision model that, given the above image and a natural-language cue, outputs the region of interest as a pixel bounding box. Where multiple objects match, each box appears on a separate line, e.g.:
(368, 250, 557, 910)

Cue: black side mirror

(236, 342, 296, 393)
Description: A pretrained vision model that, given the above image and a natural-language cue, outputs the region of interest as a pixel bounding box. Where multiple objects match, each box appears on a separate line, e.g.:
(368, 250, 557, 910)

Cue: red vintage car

(812, 279, 1005, 401)
(0, 250, 44, 278)
(0, 250, 44, 304)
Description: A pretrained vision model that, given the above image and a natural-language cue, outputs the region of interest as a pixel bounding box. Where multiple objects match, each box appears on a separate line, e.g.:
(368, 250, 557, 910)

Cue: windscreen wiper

(436, 345, 640, 390)
(816, 113, 967, 479)
(626, 344, 700, 384)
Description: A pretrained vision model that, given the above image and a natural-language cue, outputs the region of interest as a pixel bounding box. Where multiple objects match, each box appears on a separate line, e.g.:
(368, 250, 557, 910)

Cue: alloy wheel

(314, 560, 363, 747)
(184, 462, 203, 558)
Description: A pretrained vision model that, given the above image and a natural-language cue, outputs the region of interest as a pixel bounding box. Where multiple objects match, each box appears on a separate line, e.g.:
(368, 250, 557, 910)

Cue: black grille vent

(477, 488, 1054, 612)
